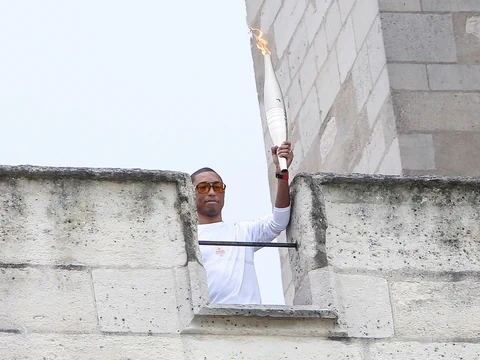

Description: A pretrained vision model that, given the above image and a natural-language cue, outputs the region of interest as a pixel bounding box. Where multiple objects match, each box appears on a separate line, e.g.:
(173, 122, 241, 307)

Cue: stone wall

(380, 1, 480, 176)
(246, 0, 480, 304)
(288, 172, 480, 354)
(2, 166, 479, 359)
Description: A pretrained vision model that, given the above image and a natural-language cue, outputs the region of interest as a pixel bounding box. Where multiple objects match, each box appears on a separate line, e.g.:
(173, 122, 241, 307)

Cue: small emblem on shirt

(215, 247, 225, 257)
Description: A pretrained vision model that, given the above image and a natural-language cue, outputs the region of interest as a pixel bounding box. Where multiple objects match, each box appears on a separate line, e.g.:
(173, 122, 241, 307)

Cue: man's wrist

(275, 171, 289, 180)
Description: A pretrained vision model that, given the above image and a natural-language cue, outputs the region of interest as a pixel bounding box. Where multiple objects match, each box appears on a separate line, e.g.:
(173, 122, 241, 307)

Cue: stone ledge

(0, 164, 189, 182)
(194, 304, 337, 319)
(293, 171, 480, 186)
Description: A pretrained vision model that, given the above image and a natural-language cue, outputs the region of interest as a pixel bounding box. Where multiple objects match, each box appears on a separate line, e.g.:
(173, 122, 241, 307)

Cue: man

(191, 141, 294, 304)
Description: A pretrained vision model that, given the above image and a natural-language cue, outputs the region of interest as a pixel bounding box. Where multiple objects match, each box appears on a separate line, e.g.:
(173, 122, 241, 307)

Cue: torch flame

(250, 27, 271, 55)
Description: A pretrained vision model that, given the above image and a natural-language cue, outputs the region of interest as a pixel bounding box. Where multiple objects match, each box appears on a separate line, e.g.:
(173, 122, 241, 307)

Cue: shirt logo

(215, 247, 225, 257)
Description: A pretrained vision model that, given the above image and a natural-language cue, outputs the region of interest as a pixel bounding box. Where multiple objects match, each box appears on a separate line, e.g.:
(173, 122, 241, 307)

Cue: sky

(0, 1, 285, 304)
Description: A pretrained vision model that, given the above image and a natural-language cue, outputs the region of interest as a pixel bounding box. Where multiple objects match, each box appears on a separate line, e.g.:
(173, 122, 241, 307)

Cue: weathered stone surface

(316, 49, 341, 123)
(453, 13, 480, 65)
(0, 267, 96, 332)
(371, 341, 480, 360)
(183, 335, 363, 359)
(0, 166, 196, 268)
(299, 87, 322, 156)
(379, 0, 421, 11)
(338, 0, 355, 23)
(381, 13, 457, 62)
(366, 16, 387, 84)
(388, 64, 429, 90)
(92, 269, 181, 334)
(273, 0, 307, 57)
(394, 92, 480, 132)
(294, 267, 338, 309)
(366, 67, 390, 127)
(336, 17, 357, 83)
(352, 43, 373, 111)
(392, 280, 480, 338)
(377, 137, 402, 175)
(351, 0, 379, 50)
(259, 0, 281, 32)
(433, 131, 480, 176)
(422, 0, 480, 11)
(398, 134, 435, 170)
(336, 274, 394, 338)
(0, 333, 185, 360)
(325, 1, 342, 51)
(428, 64, 480, 90)
(290, 173, 480, 273)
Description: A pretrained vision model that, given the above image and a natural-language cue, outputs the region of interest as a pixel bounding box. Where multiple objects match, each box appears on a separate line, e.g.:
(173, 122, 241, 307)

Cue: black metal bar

(198, 240, 297, 248)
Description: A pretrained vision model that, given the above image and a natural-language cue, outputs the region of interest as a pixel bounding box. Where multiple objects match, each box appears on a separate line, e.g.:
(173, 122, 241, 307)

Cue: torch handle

(266, 107, 288, 173)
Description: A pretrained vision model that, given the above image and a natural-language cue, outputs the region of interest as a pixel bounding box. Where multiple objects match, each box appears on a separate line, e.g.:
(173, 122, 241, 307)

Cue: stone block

(304, 2, 326, 45)
(454, 13, 480, 65)
(391, 280, 480, 338)
(0, 172, 191, 268)
(351, 0, 379, 50)
(0, 333, 184, 360)
(367, 66, 390, 127)
(331, 74, 358, 140)
(313, 22, 328, 72)
(274, 0, 308, 58)
(299, 46, 319, 94)
(371, 341, 480, 360)
(433, 131, 480, 177)
(321, 176, 480, 272)
(338, 109, 371, 172)
(260, 0, 282, 32)
(320, 117, 338, 161)
(338, 0, 355, 23)
(286, 76, 303, 126)
(379, 0, 421, 11)
(288, 19, 308, 77)
(183, 336, 363, 360)
(336, 17, 357, 83)
(275, 55, 291, 95)
(299, 87, 322, 155)
(398, 133, 435, 170)
(428, 64, 480, 90)
(363, 118, 387, 173)
(316, 49, 341, 122)
(388, 63, 428, 90)
(366, 16, 387, 84)
(246, 0, 264, 24)
(377, 96, 398, 149)
(0, 267, 96, 332)
(336, 274, 394, 338)
(293, 267, 338, 309)
(325, 0, 342, 50)
(92, 268, 180, 334)
(381, 13, 457, 62)
(394, 92, 480, 132)
(352, 43, 373, 111)
(422, 0, 480, 11)
(377, 137, 402, 175)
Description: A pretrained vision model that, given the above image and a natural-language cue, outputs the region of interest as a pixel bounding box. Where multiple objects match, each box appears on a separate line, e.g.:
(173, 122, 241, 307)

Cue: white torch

(251, 28, 288, 174)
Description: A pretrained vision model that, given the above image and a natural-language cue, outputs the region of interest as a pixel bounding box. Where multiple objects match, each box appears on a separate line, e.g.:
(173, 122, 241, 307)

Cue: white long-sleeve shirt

(198, 206, 291, 304)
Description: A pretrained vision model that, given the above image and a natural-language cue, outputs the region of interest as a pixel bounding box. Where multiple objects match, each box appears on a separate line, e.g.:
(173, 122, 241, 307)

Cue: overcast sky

(0, 1, 285, 304)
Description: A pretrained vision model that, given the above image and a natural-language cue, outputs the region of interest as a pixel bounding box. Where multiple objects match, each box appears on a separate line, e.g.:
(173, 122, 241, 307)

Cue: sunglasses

(195, 181, 226, 194)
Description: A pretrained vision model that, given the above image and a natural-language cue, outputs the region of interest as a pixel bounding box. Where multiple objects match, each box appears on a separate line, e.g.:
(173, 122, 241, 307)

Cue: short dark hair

(190, 167, 223, 183)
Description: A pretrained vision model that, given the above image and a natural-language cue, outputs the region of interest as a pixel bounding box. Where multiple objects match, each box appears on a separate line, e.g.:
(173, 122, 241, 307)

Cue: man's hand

(271, 141, 294, 173)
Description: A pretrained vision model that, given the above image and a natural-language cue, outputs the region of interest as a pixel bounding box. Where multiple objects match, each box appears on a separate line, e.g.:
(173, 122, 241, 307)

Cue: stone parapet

(289, 172, 480, 339)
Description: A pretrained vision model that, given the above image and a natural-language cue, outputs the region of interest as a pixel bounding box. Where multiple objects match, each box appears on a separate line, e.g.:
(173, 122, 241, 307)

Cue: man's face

(192, 171, 225, 219)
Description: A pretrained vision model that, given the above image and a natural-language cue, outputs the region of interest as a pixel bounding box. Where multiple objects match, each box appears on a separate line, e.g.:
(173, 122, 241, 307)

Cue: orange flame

(250, 27, 271, 55)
